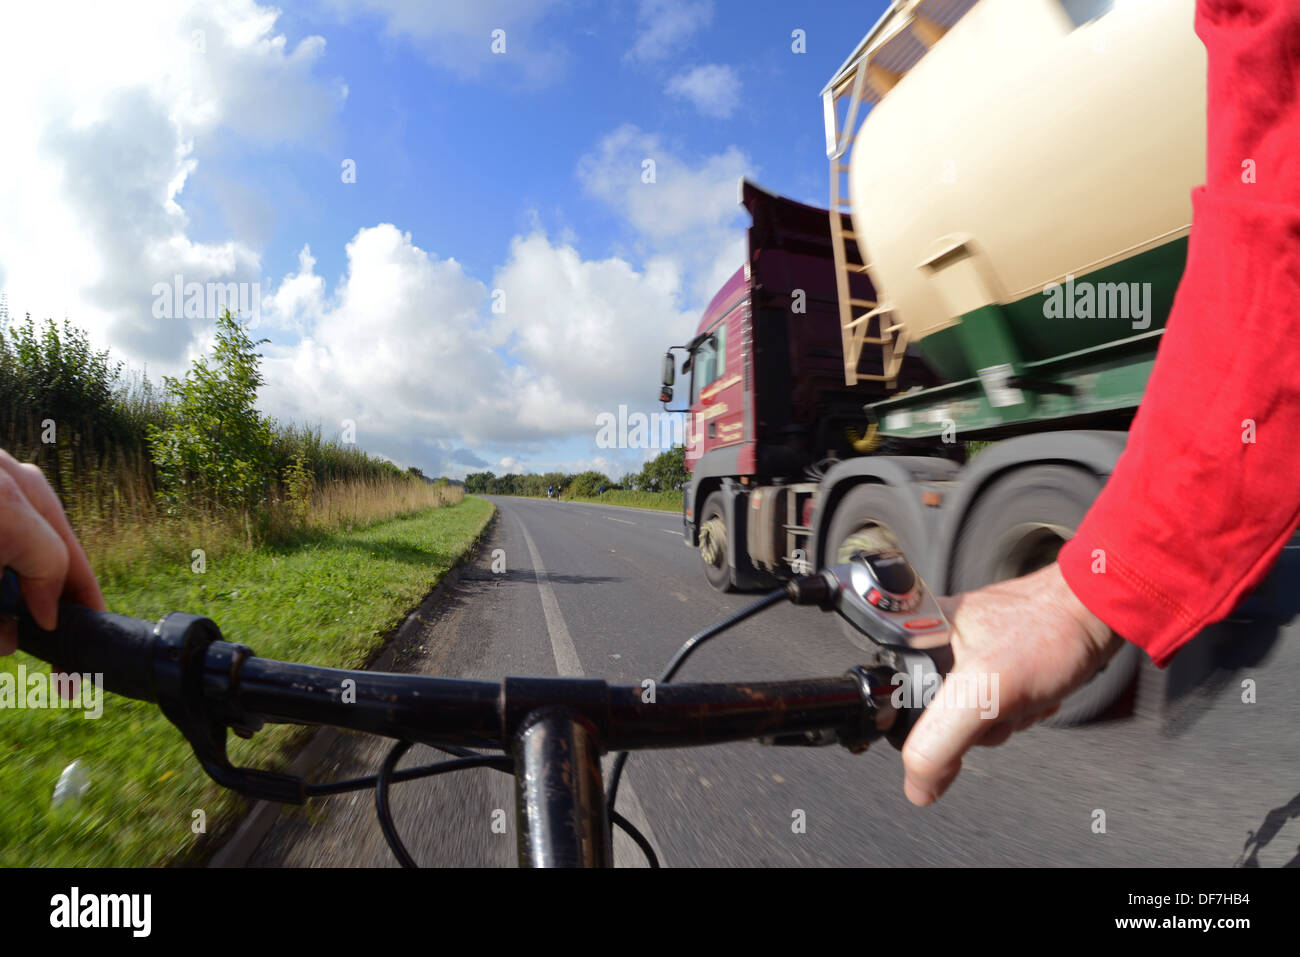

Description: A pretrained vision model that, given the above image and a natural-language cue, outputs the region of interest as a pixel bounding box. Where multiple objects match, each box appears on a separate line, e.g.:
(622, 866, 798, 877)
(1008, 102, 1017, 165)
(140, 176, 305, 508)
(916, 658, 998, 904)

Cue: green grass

(0, 496, 494, 867)
(562, 490, 683, 512)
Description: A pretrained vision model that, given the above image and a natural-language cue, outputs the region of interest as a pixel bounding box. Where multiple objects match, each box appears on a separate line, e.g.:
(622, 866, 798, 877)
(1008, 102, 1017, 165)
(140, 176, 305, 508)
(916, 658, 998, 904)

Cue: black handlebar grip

(16, 603, 162, 704)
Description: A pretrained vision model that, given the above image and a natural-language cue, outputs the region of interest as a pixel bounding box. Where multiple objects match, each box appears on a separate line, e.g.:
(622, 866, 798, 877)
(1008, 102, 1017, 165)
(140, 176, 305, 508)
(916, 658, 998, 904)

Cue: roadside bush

(568, 471, 611, 498)
(0, 315, 164, 499)
(630, 446, 688, 492)
(146, 309, 273, 513)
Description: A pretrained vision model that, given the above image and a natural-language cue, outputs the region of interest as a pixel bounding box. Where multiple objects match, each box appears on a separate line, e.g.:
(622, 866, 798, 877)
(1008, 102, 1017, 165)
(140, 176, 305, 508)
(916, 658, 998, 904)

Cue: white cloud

(626, 0, 713, 63)
(259, 224, 502, 444)
(577, 124, 751, 304)
(0, 0, 343, 370)
(257, 223, 699, 479)
(492, 232, 696, 430)
(665, 64, 741, 119)
(262, 246, 327, 337)
(578, 125, 749, 242)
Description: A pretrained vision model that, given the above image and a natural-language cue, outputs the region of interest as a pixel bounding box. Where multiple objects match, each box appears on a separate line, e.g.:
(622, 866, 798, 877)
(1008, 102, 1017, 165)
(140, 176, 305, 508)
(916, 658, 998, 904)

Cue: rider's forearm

(1058, 0, 1300, 667)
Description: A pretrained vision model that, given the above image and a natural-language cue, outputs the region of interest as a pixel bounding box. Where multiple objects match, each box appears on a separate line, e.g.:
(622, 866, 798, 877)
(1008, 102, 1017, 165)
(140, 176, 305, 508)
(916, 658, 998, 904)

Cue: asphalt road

(249, 495, 1300, 867)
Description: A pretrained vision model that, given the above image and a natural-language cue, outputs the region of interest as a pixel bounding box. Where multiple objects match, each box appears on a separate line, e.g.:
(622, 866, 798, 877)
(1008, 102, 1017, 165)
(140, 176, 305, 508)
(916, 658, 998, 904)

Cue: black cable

(606, 752, 633, 819)
(605, 587, 788, 815)
(610, 809, 660, 868)
(306, 752, 513, 797)
(371, 743, 515, 867)
(296, 587, 788, 867)
(659, 587, 788, 684)
(435, 744, 481, 759)
(377, 741, 417, 868)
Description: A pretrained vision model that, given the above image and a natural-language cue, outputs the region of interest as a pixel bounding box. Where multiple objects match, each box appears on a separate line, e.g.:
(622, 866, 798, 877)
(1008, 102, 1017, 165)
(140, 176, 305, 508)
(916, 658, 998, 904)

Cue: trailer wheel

(824, 483, 926, 648)
(698, 492, 733, 592)
(949, 465, 1140, 727)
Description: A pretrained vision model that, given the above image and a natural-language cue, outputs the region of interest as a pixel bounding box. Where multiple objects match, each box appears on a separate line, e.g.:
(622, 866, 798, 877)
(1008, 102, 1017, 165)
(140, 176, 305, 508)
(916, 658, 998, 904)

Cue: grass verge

(0, 495, 494, 867)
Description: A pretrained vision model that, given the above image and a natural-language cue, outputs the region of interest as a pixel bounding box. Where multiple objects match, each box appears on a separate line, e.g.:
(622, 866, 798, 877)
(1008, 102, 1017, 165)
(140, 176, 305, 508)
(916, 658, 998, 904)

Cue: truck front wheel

(698, 492, 733, 592)
(824, 483, 927, 649)
(949, 464, 1141, 727)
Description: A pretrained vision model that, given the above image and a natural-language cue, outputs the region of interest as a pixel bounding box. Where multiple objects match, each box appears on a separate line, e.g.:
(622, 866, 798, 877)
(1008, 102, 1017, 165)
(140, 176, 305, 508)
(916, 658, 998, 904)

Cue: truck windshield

(690, 325, 726, 404)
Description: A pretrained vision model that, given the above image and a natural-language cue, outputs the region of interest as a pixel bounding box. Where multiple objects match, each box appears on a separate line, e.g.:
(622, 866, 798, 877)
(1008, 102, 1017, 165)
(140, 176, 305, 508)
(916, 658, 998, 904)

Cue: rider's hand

(0, 449, 105, 654)
(900, 562, 1124, 806)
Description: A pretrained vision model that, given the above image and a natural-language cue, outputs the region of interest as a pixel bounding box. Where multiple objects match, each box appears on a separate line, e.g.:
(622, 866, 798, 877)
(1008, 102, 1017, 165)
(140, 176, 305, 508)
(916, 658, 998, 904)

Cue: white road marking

(513, 510, 665, 868)
(659, 528, 681, 536)
(517, 518, 583, 678)
(605, 516, 636, 525)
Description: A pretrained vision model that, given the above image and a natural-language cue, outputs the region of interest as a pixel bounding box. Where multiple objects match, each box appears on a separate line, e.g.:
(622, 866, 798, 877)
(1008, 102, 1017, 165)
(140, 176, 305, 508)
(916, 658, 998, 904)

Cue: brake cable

(307, 586, 791, 868)
(604, 587, 791, 853)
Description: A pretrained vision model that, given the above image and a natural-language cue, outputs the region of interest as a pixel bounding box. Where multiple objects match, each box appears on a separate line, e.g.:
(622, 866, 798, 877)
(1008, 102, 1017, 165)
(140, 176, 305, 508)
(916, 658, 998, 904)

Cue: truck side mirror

(660, 345, 689, 411)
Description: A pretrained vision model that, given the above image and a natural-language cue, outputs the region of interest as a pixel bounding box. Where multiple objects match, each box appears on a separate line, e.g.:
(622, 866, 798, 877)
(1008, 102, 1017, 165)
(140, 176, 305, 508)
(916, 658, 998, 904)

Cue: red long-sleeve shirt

(1057, 0, 1300, 667)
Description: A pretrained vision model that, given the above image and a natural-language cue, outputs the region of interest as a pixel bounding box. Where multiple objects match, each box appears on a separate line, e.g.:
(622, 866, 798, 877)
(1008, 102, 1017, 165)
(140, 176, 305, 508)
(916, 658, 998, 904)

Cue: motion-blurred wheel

(950, 465, 1140, 727)
(825, 483, 927, 648)
(698, 491, 733, 592)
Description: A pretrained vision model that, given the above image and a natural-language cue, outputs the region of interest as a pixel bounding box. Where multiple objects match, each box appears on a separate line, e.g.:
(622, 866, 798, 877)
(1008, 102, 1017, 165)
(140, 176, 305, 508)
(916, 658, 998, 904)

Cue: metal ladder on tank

(827, 150, 904, 389)
(823, 1, 961, 387)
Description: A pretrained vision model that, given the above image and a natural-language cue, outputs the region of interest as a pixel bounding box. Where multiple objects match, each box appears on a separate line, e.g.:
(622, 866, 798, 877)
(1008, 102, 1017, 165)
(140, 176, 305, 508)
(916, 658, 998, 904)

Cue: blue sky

(206, 0, 885, 285)
(0, 0, 892, 479)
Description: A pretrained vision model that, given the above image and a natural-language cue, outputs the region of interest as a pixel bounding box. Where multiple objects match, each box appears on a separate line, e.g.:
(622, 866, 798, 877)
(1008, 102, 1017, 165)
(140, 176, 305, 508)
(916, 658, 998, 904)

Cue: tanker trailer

(666, 0, 1210, 723)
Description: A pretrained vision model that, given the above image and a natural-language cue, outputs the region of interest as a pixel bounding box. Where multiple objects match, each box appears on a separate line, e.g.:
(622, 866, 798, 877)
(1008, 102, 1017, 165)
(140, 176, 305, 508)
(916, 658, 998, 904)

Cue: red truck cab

(681, 268, 747, 470)
(664, 180, 940, 589)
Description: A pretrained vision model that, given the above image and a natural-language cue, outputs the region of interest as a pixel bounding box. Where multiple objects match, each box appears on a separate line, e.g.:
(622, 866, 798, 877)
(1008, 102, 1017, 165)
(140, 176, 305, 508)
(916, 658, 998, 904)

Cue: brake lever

(785, 549, 956, 750)
(150, 615, 307, 804)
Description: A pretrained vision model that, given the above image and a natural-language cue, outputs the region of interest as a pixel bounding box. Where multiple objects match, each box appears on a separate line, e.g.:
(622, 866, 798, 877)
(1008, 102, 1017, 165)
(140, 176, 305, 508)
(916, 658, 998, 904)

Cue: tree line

(464, 445, 688, 498)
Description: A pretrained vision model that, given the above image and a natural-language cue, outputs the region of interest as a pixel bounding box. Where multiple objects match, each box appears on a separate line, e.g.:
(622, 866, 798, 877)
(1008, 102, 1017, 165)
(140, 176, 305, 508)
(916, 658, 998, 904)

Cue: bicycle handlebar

(2, 559, 951, 866)
(13, 600, 896, 754)
(20, 604, 156, 700)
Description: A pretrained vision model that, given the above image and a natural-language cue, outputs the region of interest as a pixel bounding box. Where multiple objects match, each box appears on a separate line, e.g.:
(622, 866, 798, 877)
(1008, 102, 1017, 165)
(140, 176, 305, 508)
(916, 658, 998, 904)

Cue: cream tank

(847, 0, 1206, 380)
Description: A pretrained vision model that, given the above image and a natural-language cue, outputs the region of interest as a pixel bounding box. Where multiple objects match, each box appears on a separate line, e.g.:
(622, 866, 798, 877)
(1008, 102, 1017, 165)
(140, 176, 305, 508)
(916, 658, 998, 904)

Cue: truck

(660, 0, 1207, 725)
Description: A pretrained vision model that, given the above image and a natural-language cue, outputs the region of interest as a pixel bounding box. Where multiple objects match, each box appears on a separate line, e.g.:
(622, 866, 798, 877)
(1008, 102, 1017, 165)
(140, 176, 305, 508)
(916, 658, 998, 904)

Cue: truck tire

(949, 465, 1140, 727)
(824, 483, 927, 648)
(698, 492, 733, 592)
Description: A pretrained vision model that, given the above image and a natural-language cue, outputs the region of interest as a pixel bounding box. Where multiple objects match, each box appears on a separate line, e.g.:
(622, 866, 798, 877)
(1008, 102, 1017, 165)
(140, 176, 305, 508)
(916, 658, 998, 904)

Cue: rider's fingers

(0, 466, 68, 631)
(901, 670, 992, 805)
(973, 720, 1016, 748)
(0, 452, 104, 613)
